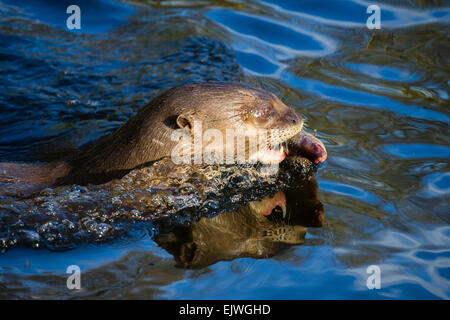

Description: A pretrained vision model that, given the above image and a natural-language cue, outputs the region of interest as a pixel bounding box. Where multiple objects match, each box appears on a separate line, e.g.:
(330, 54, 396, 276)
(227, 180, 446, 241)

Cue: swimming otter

(0, 81, 326, 187)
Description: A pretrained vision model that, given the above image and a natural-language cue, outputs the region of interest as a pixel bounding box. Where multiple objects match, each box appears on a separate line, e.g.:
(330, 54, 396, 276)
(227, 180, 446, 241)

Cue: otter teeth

(280, 203, 287, 219)
(270, 145, 284, 154)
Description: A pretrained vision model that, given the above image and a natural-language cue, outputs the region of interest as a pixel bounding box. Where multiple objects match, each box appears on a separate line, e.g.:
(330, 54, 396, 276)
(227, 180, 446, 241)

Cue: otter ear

(176, 114, 193, 131)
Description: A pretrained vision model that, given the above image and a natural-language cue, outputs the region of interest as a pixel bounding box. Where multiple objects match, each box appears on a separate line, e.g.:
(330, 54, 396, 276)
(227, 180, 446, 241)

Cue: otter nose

(286, 109, 300, 125)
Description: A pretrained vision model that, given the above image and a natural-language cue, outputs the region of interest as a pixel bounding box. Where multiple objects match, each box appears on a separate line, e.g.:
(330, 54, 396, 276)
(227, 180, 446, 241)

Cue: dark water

(0, 0, 449, 299)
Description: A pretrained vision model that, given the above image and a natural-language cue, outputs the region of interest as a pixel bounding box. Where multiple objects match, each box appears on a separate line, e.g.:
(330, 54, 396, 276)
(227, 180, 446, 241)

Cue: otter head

(169, 82, 303, 165)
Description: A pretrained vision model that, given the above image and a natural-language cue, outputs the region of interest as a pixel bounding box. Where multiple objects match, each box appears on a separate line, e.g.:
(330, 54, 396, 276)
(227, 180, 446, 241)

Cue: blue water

(0, 0, 449, 299)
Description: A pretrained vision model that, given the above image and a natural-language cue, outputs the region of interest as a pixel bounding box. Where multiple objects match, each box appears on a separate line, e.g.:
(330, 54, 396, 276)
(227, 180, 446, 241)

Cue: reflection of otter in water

(0, 82, 326, 188)
(154, 177, 324, 269)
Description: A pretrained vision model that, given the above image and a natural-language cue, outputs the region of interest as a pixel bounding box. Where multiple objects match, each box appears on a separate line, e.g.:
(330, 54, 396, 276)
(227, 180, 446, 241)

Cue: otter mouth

(249, 109, 327, 165)
(264, 198, 287, 218)
(256, 130, 327, 165)
(249, 191, 287, 219)
(259, 144, 287, 163)
(253, 121, 303, 164)
(265, 202, 287, 221)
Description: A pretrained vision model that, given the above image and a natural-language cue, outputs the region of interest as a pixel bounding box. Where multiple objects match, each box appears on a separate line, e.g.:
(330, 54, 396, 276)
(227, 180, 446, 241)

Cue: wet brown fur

(1, 82, 302, 186)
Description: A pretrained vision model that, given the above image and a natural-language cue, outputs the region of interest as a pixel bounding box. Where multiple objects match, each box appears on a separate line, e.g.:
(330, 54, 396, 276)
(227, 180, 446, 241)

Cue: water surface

(0, 0, 449, 299)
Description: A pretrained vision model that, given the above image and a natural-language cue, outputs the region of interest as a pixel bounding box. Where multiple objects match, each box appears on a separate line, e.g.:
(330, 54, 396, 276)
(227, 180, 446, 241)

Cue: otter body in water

(1, 81, 326, 187)
(0, 82, 328, 251)
(65, 81, 304, 184)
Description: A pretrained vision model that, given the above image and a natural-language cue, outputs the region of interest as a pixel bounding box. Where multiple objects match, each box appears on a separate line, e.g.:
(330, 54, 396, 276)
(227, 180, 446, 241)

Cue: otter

(0, 82, 329, 251)
(0, 81, 327, 187)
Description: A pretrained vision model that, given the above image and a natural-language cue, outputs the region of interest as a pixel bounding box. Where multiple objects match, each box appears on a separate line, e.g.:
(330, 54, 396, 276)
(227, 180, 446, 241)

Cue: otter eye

(253, 106, 274, 118)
